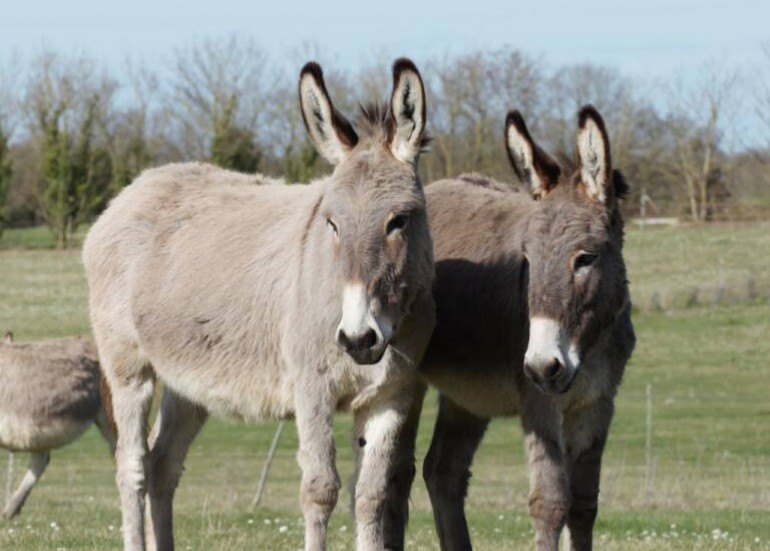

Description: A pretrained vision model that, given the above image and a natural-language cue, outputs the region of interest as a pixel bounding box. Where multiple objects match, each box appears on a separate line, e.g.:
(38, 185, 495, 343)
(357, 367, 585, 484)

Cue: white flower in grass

(247, 519, 254, 525)
(279, 525, 288, 533)
(7, 528, 14, 535)
(497, 514, 505, 521)
(264, 519, 272, 525)
(339, 525, 347, 532)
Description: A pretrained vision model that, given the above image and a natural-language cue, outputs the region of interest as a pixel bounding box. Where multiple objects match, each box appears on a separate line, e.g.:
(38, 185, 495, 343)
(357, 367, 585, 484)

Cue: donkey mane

(356, 102, 432, 150)
(456, 173, 519, 194)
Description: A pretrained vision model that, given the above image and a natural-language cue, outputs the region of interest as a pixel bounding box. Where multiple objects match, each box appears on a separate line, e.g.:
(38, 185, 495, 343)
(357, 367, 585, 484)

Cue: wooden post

(251, 421, 286, 509)
(5, 452, 13, 507)
(645, 384, 653, 503)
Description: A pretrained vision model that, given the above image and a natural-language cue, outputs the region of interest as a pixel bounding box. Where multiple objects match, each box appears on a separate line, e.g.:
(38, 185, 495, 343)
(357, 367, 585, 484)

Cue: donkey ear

(4, 331, 13, 344)
(389, 58, 427, 164)
(505, 110, 560, 199)
(299, 62, 358, 165)
(576, 105, 612, 204)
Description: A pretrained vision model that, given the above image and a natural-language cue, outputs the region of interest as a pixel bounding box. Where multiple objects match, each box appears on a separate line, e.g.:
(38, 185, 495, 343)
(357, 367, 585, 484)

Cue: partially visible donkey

(84, 59, 434, 551)
(0, 332, 115, 519)
(418, 106, 635, 551)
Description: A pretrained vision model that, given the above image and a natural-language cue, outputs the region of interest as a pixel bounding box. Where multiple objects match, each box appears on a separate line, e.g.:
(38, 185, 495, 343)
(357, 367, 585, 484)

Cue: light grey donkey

(83, 59, 435, 551)
(417, 106, 635, 551)
(0, 331, 115, 519)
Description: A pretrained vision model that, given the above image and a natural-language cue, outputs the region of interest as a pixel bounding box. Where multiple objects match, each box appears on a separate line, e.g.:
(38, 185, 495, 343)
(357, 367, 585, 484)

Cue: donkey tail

(96, 373, 118, 457)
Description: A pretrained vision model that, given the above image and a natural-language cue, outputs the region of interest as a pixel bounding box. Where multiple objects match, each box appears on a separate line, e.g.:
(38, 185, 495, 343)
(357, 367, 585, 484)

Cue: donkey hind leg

(1, 452, 50, 519)
(561, 398, 613, 551)
(422, 395, 489, 551)
(520, 390, 569, 551)
(351, 390, 421, 551)
(145, 388, 208, 551)
(295, 390, 340, 551)
(106, 352, 155, 551)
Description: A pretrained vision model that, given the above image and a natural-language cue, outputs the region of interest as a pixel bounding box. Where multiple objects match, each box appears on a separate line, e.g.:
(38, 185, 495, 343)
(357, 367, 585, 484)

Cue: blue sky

(2, 0, 765, 75)
(1, 0, 768, 144)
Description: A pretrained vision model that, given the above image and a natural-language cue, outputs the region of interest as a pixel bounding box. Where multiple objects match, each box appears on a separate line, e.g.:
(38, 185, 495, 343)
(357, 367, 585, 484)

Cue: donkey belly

(420, 362, 520, 418)
(0, 412, 92, 452)
(152, 354, 295, 422)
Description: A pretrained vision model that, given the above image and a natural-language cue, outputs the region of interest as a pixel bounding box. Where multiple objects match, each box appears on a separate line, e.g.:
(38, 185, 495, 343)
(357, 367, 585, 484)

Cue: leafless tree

(665, 61, 739, 221)
(166, 35, 268, 171)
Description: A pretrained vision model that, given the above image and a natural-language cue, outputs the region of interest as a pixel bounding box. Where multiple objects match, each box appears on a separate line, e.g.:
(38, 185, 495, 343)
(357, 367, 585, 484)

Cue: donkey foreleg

(377, 383, 426, 551)
(145, 388, 208, 551)
(562, 397, 614, 551)
(296, 390, 340, 551)
(521, 391, 569, 551)
(422, 395, 488, 551)
(352, 388, 422, 551)
(1, 451, 49, 519)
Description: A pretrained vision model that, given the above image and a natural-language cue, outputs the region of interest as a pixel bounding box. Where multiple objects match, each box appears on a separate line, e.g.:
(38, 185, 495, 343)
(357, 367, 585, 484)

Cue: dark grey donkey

(417, 106, 635, 551)
(0, 332, 116, 519)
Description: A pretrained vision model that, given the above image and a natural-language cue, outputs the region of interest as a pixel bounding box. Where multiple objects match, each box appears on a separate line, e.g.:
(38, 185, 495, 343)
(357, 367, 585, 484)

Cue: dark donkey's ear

(505, 110, 560, 199)
(299, 62, 359, 165)
(389, 58, 427, 164)
(576, 105, 613, 204)
(4, 331, 13, 344)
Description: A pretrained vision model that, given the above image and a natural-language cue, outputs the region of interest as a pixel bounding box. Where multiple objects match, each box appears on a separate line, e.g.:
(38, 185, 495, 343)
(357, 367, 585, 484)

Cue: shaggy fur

(415, 106, 635, 551)
(0, 335, 115, 518)
(84, 58, 434, 551)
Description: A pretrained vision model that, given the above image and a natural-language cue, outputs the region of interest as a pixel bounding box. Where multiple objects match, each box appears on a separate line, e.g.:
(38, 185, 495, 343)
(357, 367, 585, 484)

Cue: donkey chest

(420, 362, 522, 418)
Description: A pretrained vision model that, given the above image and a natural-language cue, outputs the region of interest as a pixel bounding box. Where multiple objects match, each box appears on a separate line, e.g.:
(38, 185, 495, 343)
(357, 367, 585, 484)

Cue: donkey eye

(574, 253, 598, 271)
(386, 214, 409, 235)
(326, 218, 338, 235)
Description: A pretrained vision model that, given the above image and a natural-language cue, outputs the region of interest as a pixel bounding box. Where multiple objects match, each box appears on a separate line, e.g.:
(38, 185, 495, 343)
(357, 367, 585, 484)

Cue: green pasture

(0, 223, 768, 550)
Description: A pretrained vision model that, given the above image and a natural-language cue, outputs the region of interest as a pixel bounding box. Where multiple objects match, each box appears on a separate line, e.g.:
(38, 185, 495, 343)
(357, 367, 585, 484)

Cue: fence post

(251, 420, 286, 509)
(5, 452, 13, 507)
(645, 384, 653, 504)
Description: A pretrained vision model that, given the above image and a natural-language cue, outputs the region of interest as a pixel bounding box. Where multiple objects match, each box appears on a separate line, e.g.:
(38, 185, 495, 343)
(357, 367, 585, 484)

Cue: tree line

(0, 37, 769, 247)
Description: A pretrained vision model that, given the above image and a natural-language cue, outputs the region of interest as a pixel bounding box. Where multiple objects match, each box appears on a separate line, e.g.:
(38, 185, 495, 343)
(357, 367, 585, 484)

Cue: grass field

(1, 223, 769, 550)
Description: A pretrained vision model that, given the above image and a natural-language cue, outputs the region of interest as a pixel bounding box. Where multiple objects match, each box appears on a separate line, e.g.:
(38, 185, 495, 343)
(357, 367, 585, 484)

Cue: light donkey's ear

(576, 105, 612, 204)
(389, 58, 427, 164)
(299, 62, 358, 165)
(505, 110, 560, 199)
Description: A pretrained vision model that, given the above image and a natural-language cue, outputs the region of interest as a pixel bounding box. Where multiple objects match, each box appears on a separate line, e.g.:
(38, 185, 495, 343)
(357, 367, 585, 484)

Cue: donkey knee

(301, 473, 340, 518)
(423, 455, 468, 502)
(116, 454, 148, 496)
(528, 494, 569, 534)
(567, 497, 599, 540)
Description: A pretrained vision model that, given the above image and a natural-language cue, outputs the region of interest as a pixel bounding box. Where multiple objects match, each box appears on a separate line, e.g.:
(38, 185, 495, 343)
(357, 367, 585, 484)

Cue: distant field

(1, 224, 769, 550)
(625, 221, 770, 310)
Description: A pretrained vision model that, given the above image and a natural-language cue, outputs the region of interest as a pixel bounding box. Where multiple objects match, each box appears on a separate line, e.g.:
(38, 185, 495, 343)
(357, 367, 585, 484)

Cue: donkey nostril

(337, 329, 352, 350)
(544, 359, 564, 381)
(359, 328, 377, 350)
(338, 328, 378, 352)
